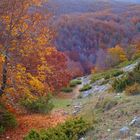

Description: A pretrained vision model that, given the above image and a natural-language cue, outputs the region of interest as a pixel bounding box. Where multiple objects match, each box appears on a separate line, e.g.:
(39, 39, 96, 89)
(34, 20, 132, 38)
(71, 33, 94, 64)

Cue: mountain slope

(42, 0, 140, 73)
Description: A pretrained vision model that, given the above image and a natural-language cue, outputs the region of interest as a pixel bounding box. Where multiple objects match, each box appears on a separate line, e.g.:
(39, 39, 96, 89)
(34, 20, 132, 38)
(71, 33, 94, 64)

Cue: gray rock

(135, 132, 140, 140)
(72, 110, 79, 116)
(119, 126, 130, 138)
(122, 62, 138, 72)
(79, 137, 85, 140)
(129, 116, 140, 127)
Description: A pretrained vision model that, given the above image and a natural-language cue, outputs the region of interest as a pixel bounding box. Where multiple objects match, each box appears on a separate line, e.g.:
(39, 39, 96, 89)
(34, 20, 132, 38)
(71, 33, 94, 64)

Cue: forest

(45, 0, 140, 73)
(0, 0, 140, 140)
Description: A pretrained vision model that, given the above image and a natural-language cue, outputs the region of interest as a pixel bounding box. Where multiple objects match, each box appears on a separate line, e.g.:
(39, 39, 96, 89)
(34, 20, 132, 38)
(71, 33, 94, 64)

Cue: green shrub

(116, 60, 134, 68)
(104, 70, 123, 79)
(95, 97, 118, 112)
(80, 84, 92, 92)
(0, 104, 17, 135)
(112, 74, 132, 92)
(91, 69, 123, 83)
(24, 118, 91, 140)
(69, 80, 82, 87)
(128, 62, 140, 83)
(132, 52, 140, 60)
(112, 62, 140, 92)
(91, 72, 105, 83)
(21, 96, 54, 114)
(125, 83, 140, 96)
(0, 125, 5, 135)
(61, 87, 73, 93)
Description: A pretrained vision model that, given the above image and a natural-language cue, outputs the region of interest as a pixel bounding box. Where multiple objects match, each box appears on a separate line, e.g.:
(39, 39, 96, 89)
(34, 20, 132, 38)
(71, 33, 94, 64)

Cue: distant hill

(115, 0, 140, 3)
(45, 0, 129, 16)
(41, 0, 140, 73)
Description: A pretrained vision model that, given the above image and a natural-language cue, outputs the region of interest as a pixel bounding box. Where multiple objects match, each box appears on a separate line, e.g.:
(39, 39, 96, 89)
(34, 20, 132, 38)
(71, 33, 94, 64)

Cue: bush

(80, 84, 92, 92)
(132, 52, 140, 60)
(24, 117, 91, 140)
(112, 74, 132, 92)
(69, 80, 82, 87)
(91, 69, 123, 83)
(61, 87, 73, 93)
(0, 125, 5, 135)
(104, 69, 123, 79)
(128, 62, 140, 83)
(95, 97, 118, 112)
(112, 62, 140, 92)
(125, 83, 140, 96)
(21, 95, 54, 114)
(116, 60, 134, 68)
(0, 104, 17, 135)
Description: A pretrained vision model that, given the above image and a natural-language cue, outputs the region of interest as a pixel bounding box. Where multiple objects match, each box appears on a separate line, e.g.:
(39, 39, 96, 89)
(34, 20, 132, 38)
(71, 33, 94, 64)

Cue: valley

(0, 0, 140, 140)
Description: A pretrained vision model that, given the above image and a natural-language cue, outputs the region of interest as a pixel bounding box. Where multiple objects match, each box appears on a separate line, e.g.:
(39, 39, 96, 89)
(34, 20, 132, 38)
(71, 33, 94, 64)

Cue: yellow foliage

(45, 47, 57, 55)
(29, 76, 45, 93)
(108, 45, 128, 62)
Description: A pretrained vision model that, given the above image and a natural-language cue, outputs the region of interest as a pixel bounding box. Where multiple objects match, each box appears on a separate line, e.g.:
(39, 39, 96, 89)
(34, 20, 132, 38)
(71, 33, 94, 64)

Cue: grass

(69, 79, 82, 87)
(61, 87, 73, 93)
(80, 92, 140, 139)
(95, 97, 118, 112)
(61, 79, 82, 93)
(52, 98, 72, 109)
(80, 84, 92, 92)
(91, 69, 123, 83)
(116, 60, 134, 68)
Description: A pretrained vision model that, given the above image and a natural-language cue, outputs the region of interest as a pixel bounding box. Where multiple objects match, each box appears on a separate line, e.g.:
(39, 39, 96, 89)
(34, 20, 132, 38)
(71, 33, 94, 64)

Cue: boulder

(129, 117, 140, 127)
(119, 126, 130, 138)
(135, 132, 140, 140)
(79, 137, 85, 140)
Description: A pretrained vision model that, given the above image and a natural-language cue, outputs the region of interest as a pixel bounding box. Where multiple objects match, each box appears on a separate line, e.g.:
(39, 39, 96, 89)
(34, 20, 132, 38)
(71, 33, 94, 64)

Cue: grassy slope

(52, 59, 140, 139)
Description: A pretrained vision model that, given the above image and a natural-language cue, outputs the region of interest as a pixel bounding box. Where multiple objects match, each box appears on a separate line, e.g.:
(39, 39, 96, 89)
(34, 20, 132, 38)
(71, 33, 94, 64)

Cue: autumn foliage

(0, 0, 71, 111)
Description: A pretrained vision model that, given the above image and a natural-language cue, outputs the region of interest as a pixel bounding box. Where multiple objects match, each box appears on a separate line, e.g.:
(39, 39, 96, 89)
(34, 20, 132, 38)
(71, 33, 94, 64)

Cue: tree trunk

(0, 56, 8, 96)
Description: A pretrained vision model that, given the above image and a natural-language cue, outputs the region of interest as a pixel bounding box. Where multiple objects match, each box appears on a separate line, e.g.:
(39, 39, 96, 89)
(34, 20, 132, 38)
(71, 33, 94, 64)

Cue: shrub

(112, 62, 140, 92)
(80, 84, 92, 92)
(0, 103, 17, 135)
(61, 87, 73, 93)
(132, 52, 140, 60)
(128, 62, 140, 83)
(0, 125, 5, 135)
(104, 69, 123, 79)
(125, 83, 140, 96)
(116, 60, 134, 68)
(112, 74, 132, 92)
(91, 69, 123, 83)
(24, 117, 91, 140)
(69, 80, 82, 87)
(21, 95, 54, 114)
(95, 97, 118, 112)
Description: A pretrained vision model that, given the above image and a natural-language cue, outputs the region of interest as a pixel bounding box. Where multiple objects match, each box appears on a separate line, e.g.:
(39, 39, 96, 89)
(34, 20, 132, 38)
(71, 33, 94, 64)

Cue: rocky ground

(64, 60, 140, 140)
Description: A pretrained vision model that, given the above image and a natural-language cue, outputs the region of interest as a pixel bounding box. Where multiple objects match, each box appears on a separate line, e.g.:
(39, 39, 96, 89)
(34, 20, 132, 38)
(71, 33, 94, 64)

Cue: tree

(106, 45, 128, 67)
(0, 0, 48, 95)
(0, 0, 71, 109)
(95, 49, 108, 70)
(95, 45, 128, 70)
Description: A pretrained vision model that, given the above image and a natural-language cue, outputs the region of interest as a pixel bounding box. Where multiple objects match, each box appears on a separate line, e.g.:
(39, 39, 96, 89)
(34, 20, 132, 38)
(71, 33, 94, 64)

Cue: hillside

(42, 0, 140, 73)
(0, 1, 140, 140)
(2, 56, 140, 140)
(49, 58, 140, 139)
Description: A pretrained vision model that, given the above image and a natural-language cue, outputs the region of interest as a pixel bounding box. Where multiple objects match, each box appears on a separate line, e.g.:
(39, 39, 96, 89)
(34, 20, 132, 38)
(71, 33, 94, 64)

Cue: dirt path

(1, 111, 67, 140)
(57, 84, 82, 99)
